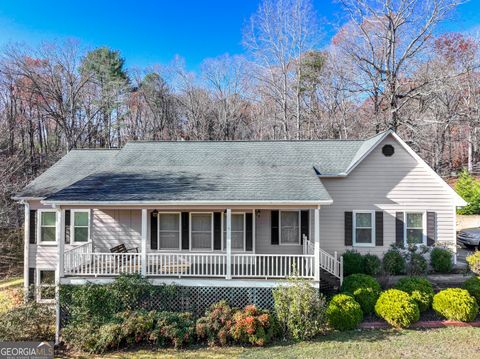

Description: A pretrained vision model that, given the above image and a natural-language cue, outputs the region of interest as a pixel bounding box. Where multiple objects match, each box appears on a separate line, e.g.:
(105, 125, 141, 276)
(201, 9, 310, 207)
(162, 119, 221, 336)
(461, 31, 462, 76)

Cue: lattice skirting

(60, 285, 276, 328)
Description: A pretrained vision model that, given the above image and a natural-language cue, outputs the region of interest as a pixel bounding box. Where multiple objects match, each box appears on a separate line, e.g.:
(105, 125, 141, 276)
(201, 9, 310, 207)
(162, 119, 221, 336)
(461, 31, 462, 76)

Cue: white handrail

(147, 253, 227, 277)
(319, 247, 343, 284)
(64, 242, 93, 274)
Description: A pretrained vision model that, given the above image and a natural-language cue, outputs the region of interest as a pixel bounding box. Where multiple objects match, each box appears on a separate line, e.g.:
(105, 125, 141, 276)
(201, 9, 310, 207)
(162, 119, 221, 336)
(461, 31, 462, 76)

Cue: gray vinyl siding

(318, 135, 456, 256)
(92, 209, 142, 252)
(255, 210, 303, 254)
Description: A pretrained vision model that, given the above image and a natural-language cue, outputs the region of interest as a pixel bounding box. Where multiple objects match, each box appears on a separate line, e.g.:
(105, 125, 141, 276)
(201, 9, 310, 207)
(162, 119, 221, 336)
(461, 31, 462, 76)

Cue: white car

(457, 228, 480, 249)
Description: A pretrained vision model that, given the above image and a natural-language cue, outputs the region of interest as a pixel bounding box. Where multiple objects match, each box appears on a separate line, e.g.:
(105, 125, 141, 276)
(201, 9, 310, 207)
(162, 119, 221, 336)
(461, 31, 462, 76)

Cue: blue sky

(0, 0, 478, 70)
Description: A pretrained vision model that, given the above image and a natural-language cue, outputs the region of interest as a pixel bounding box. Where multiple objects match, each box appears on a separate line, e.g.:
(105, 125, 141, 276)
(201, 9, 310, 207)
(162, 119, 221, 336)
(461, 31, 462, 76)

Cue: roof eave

(41, 199, 334, 206)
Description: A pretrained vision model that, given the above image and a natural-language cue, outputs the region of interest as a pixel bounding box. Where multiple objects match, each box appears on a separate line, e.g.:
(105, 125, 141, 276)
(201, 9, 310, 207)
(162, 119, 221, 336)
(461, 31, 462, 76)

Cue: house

(14, 130, 466, 305)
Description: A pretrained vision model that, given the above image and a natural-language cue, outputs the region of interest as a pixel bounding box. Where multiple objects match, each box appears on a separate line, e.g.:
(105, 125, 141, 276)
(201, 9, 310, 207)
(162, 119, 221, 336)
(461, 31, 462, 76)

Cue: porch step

(319, 268, 340, 297)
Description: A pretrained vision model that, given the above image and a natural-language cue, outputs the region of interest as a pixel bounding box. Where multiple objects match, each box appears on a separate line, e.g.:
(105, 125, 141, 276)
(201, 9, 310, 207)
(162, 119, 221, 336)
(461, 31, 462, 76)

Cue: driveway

(456, 245, 474, 267)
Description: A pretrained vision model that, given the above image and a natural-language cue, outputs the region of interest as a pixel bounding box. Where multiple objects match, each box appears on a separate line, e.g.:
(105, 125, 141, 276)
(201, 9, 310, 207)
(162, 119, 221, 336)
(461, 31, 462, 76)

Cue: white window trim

(157, 212, 182, 251)
(404, 211, 427, 246)
(35, 268, 56, 304)
(189, 212, 214, 252)
(221, 212, 246, 252)
(352, 210, 376, 247)
(70, 209, 91, 245)
(279, 210, 301, 246)
(37, 209, 57, 246)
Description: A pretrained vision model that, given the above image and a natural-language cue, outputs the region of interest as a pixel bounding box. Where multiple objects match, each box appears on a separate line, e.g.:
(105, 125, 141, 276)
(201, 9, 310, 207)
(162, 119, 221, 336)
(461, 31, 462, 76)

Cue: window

(223, 213, 245, 251)
(405, 212, 425, 245)
(190, 213, 213, 250)
(158, 213, 181, 250)
(37, 269, 55, 303)
(72, 210, 89, 243)
(353, 211, 375, 246)
(280, 211, 300, 245)
(39, 211, 56, 244)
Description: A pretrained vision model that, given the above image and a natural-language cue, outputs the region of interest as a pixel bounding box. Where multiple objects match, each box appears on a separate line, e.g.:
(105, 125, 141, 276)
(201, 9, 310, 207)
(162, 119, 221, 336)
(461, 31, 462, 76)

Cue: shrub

(432, 288, 479, 322)
(196, 300, 235, 346)
(363, 254, 381, 276)
(383, 248, 406, 275)
(273, 276, 327, 340)
(463, 276, 480, 304)
(375, 289, 420, 328)
(117, 310, 156, 346)
(109, 274, 154, 311)
(408, 252, 428, 276)
(430, 248, 453, 273)
(341, 274, 381, 314)
(326, 294, 363, 331)
(62, 322, 101, 353)
(394, 277, 434, 312)
(150, 312, 195, 349)
(466, 251, 480, 275)
(0, 287, 23, 314)
(231, 305, 278, 346)
(0, 302, 55, 341)
(343, 250, 364, 276)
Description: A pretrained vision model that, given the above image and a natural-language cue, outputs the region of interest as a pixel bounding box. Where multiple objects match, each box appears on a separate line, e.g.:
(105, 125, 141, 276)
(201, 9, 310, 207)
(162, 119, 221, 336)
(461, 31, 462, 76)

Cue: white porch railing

(304, 238, 343, 284)
(231, 254, 315, 278)
(146, 253, 227, 277)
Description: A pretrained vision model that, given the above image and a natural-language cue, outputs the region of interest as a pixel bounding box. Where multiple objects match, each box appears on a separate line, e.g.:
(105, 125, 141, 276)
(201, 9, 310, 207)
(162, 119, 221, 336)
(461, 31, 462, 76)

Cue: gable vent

(382, 144, 395, 157)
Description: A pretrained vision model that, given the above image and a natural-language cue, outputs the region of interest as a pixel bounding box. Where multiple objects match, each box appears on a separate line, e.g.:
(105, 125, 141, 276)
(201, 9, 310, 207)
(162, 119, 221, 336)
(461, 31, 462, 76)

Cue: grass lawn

(70, 327, 480, 359)
(0, 276, 23, 313)
(0, 276, 23, 289)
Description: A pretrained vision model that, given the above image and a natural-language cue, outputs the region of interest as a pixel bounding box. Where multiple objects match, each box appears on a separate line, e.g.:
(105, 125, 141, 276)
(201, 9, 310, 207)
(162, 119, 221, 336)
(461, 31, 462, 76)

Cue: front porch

(53, 206, 343, 286)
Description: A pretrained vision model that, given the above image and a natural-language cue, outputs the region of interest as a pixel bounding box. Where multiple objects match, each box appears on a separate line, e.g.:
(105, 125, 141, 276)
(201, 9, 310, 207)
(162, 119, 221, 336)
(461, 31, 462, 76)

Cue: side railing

(146, 253, 227, 277)
(304, 238, 343, 284)
(64, 242, 93, 274)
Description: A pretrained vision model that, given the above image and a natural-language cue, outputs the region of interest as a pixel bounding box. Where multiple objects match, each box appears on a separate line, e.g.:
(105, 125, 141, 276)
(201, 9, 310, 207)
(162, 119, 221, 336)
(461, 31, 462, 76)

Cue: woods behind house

(0, 0, 478, 276)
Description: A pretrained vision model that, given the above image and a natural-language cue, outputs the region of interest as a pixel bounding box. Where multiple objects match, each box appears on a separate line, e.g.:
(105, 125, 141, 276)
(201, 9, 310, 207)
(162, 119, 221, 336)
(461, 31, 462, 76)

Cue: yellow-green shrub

(375, 289, 420, 328)
(432, 288, 479, 322)
(326, 294, 363, 331)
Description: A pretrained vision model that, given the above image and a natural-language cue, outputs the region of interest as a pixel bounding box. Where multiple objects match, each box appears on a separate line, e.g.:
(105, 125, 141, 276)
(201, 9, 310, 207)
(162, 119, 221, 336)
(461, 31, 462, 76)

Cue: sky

(0, 0, 478, 71)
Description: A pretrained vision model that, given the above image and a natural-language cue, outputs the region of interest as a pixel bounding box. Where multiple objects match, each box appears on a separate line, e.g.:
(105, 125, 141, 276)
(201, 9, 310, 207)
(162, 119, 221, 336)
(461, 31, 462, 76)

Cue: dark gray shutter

(181, 212, 189, 250)
(345, 212, 353, 246)
(213, 212, 222, 250)
(150, 212, 158, 250)
(271, 210, 279, 245)
(300, 210, 309, 245)
(395, 212, 404, 246)
(426, 212, 437, 246)
(375, 211, 384, 246)
(29, 210, 37, 244)
(65, 210, 71, 244)
(28, 268, 35, 300)
(246, 213, 253, 251)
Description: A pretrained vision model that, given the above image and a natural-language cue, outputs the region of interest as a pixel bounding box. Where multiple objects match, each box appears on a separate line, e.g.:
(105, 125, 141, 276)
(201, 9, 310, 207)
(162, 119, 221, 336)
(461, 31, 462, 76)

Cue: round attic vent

(382, 144, 395, 157)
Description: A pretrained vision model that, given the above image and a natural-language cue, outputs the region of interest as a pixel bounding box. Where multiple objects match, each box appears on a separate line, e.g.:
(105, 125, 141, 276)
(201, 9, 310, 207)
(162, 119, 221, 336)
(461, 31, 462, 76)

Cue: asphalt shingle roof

(17, 131, 389, 203)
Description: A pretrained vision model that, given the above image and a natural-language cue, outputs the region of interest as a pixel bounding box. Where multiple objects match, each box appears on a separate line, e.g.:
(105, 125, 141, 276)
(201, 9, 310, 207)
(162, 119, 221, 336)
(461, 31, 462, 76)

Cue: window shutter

(344, 212, 353, 246)
(395, 212, 404, 246)
(245, 213, 253, 251)
(375, 211, 384, 246)
(150, 212, 158, 250)
(29, 210, 37, 244)
(271, 210, 279, 245)
(64, 210, 71, 244)
(213, 212, 222, 250)
(28, 268, 35, 300)
(300, 210, 309, 245)
(181, 212, 189, 250)
(426, 212, 437, 246)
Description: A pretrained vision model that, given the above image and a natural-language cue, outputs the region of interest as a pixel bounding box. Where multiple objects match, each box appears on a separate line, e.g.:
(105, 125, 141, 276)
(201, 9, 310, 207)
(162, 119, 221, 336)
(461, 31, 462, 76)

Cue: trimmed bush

(408, 253, 428, 276)
(466, 251, 480, 275)
(343, 250, 364, 276)
(463, 276, 480, 304)
(382, 248, 406, 275)
(433, 288, 479, 322)
(273, 277, 327, 340)
(394, 277, 434, 312)
(341, 274, 381, 314)
(375, 289, 420, 328)
(363, 254, 382, 276)
(430, 248, 453, 273)
(326, 294, 363, 331)
(231, 305, 278, 346)
(150, 312, 195, 349)
(196, 300, 235, 346)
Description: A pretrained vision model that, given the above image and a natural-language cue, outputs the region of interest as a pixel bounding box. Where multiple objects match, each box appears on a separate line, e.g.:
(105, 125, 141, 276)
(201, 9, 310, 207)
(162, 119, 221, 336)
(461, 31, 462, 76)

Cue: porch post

(23, 202, 30, 299)
(226, 208, 232, 279)
(141, 209, 148, 276)
(55, 207, 64, 345)
(314, 207, 320, 283)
